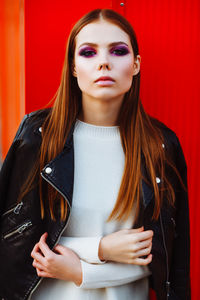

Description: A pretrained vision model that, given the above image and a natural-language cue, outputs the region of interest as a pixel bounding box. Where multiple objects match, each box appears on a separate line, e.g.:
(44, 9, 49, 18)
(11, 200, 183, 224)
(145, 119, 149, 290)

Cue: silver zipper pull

(166, 281, 170, 298)
(171, 217, 176, 227)
(14, 202, 23, 214)
(18, 221, 32, 233)
(3, 221, 33, 239)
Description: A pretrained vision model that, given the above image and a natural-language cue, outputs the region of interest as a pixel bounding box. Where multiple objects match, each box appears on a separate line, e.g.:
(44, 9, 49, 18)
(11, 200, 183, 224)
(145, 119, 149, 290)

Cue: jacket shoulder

(151, 117, 187, 174)
(150, 117, 181, 149)
(14, 108, 51, 141)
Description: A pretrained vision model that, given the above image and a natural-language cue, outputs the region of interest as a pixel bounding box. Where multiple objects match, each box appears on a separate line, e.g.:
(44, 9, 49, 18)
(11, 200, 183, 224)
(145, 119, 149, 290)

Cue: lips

(95, 76, 115, 82)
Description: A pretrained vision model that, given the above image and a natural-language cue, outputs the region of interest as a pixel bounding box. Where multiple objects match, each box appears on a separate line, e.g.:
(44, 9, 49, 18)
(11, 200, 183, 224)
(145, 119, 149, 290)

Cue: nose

(97, 51, 111, 70)
(98, 62, 110, 70)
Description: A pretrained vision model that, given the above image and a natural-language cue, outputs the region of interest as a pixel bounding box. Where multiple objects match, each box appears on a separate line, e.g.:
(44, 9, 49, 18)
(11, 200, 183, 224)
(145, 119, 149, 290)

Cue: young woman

(0, 8, 190, 300)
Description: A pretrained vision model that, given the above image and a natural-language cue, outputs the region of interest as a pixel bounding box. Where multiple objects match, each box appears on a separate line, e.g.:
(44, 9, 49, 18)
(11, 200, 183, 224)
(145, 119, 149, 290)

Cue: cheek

(115, 59, 134, 93)
(75, 57, 94, 74)
(76, 74, 88, 92)
(118, 62, 134, 88)
(118, 58, 134, 77)
(75, 60, 92, 90)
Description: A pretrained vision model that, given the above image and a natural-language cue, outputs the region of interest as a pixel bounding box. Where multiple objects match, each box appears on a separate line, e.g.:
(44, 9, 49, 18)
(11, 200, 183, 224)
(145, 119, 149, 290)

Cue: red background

(25, 0, 200, 298)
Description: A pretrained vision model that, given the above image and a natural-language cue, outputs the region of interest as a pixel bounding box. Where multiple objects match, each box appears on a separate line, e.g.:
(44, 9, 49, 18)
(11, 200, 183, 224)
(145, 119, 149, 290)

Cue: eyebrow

(78, 41, 129, 49)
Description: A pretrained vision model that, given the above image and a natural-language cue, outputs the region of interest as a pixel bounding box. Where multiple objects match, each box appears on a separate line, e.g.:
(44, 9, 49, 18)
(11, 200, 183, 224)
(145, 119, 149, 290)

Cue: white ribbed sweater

(31, 119, 150, 300)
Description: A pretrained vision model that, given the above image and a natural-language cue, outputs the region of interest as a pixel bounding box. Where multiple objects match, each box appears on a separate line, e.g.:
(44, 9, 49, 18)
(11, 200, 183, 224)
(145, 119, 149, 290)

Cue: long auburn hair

(20, 9, 180, 222)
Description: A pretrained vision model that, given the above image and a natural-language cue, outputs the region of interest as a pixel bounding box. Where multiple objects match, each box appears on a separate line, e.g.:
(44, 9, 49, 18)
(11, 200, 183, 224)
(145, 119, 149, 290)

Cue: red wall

(25, 1, 200, 298)
(25, 0, 112, 112)
(122, 2, 200, 299)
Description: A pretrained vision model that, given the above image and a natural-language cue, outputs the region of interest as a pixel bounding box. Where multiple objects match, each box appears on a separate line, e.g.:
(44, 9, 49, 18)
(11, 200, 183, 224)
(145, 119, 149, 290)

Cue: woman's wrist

(98, 237, 107, 261)
(73, 260, 83, 286)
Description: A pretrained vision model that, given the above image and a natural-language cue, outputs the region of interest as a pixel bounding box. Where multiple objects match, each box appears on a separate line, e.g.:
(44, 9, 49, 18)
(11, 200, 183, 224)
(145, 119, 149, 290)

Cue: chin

(93, 91, 125, 101)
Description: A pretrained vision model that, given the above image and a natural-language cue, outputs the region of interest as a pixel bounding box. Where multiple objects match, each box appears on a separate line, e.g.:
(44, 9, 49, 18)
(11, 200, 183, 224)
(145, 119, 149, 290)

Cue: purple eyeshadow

(79, 47, 96, 57)
(110, 45, 130, 56)
(78, 44, 130, 58)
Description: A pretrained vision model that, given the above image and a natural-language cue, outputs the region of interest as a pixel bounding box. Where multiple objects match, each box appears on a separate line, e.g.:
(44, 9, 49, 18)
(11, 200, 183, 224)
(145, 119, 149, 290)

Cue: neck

(79, 94, 124, 126)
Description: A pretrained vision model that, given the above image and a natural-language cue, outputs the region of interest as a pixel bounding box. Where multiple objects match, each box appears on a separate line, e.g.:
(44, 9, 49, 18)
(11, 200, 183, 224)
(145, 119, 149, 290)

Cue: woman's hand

(31, 233, 82, 286)
(98, 226, 153, 265)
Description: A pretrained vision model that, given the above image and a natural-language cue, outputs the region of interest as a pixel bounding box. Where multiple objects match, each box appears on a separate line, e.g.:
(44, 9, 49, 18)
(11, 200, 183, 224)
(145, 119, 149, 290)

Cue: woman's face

(73, 20, 140, 103)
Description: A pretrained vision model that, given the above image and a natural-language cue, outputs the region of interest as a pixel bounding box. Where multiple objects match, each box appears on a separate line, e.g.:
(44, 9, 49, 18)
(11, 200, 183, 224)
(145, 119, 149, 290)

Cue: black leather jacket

(0, 109, 190, 300)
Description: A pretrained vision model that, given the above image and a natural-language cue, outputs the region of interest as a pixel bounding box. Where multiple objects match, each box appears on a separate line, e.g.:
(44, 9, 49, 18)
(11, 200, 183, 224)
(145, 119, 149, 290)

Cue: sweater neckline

(74, 119, 120, 139)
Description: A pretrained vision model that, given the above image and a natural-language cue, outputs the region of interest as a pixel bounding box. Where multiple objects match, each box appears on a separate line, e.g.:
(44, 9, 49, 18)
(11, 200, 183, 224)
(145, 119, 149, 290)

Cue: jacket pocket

(1, 201, 23, 218)
(2, 220, 32, 240)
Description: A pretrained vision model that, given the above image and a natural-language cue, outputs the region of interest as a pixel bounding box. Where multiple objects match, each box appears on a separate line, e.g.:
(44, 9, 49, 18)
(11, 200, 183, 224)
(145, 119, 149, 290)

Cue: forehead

(75, 20, 131, 47)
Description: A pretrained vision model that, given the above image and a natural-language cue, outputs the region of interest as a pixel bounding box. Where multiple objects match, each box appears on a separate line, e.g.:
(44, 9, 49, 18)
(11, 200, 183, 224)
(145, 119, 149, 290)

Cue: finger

(54, 244, 66, 252)
(40, 232, 48, 244)
(132, 254, 152, 266)
(32, 259, 45, 271)
(38, 234, 51, 257)
(31, 243, 40, 258)
(134, 239, 152, 251)
(53, 244, 68, 255)
(133, 230, 154, 243)
(54, 245, 79, 261)
(36, 268, 51, 278)
(129, 227, 144, 233)
(31, 251, 46, 264)
(135, 244, 152, 257)
(42, 232, 48, 239)
(31, 241, 47, 261)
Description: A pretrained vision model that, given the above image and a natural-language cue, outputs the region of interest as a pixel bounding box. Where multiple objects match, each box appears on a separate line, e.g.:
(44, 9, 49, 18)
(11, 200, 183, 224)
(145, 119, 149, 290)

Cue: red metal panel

(113, 0, 199, 298)
(25, 0, 112, 113)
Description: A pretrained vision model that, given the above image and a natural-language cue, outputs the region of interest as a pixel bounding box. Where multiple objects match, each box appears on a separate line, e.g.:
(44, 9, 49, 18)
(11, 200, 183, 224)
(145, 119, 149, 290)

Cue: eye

(79, 47, 96, 57)
(110, 46, 130, 56)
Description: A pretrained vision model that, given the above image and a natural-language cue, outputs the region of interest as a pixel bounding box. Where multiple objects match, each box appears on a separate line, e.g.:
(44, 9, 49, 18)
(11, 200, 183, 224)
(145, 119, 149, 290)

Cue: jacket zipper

(2, 201, 23, 217)
(171, 217, 176, 227)
(159, 211, 170, 299)
(3, 221, 32, 239)
(27, 172, 72, 300)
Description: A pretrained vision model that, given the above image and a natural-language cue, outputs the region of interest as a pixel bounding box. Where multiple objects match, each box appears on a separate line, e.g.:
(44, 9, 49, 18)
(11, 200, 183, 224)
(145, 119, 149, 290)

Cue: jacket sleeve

(0, 115, 29, 216)
(169, 135, 191, 299)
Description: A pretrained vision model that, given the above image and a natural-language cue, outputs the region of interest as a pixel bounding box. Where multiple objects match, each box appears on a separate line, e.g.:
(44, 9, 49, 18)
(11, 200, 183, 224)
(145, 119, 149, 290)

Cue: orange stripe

(0, 0, 25, 160)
